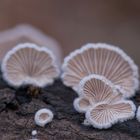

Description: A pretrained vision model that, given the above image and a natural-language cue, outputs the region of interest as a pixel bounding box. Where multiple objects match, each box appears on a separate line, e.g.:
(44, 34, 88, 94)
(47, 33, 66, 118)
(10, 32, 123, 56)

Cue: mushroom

(136, 106, 140, 122)
(86, 100, 136, 129)
(62, 43, 139, 98)
(74, 97, 91, 113)
(30, 130, 38, 140)
(35, 108, 54, 127)
(1, 43, 59, 95)
(78, 74, 122, 102)
(0, 24, 62, 66)
(32, 130, 37, 136)
(74, 74, 123, 113)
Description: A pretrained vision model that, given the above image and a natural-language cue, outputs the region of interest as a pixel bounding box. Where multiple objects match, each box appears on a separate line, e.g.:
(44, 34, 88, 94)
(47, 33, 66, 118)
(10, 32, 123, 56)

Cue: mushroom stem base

(27, 86, 41, 96)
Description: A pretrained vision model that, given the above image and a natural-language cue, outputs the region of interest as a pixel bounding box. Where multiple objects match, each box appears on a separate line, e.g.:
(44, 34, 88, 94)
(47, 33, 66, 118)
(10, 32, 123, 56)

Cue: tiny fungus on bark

(136, 106, 140, 122)
(34, 108, 54, 127)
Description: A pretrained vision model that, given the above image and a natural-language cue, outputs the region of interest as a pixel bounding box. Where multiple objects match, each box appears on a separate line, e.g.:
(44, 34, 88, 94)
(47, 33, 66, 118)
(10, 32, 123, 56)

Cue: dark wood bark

(0, 79, 140, 140)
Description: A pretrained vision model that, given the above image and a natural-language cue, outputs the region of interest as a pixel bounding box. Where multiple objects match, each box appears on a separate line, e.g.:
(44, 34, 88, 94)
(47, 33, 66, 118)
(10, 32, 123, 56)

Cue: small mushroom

(86, 100, 136, 129)
(62, 43, 139, 98)
(136, 106, 140, 122)
(2, 43, 59, 95)
(32, 130, 37, 136)
(0, 24, 62, 66)
(74, 97, 91, 113)
(35, 108, 54, 127)
(30, 130, 38, 140)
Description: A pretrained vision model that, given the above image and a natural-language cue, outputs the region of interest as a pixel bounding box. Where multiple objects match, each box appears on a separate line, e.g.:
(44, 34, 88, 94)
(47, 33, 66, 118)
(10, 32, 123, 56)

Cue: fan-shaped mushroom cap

(35, 108, 54, 127)
(79, 74, 123, 103)
(74, 74, 123, 113)
(0, 24, 62, 66)
(136, 106, 140, 122)
(2, 43, 59, 87)
(74, 97, 91, 113)
(62, 43, 139, 98)
(86, 100, 136, 129)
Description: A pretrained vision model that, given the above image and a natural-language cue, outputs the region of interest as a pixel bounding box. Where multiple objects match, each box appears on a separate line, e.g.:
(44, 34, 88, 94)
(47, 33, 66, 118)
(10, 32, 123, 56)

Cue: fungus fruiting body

(74, 97, 91, 113)
(0, 24, 62, 66)
(136, 106, 140, 122)
(2, 43, 59, 88)
(30, 130, 38, 140)
(86, 100, 136, 129)
(73, 74, 136, 129)
(74, 74, 122, 113)
(62, 43, 139, 98)
(78, 74, 122, 103)
(32, 130, 37, 136)
(62, 43, 138, 129)
(35, 108, 54, 127)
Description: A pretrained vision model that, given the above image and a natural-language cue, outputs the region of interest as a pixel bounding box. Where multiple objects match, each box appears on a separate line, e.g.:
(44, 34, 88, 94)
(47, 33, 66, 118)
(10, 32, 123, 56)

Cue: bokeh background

(0, 0, 140, 68)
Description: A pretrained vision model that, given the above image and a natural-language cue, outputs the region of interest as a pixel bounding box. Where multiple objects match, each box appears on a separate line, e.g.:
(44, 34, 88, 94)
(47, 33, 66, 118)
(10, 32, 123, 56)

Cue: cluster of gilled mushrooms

(0, 25, 140, 132)
(62, 43, 139, 129)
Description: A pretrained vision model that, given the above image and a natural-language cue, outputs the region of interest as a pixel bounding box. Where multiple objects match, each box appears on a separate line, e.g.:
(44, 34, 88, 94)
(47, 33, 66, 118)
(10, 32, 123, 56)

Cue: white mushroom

(73, 74, 123, 113)
(73, 74, 136, 129)
(35, 108, 54, 127)
(136, 106, 140, 122)
(62, 43, 139, 98)
(2, 43, 59, 88)
(74, 97, 91, 113)
(0, 24, 62, 66)
(29, 130, 38, 140)
(86, 100, 136, 129)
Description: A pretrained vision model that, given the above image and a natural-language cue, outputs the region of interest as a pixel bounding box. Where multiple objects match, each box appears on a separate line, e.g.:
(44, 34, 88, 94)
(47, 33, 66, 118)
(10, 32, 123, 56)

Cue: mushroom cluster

(62, 43, 139, 129)
(0, 26, 139, 130)
(35, 108, 54, 127)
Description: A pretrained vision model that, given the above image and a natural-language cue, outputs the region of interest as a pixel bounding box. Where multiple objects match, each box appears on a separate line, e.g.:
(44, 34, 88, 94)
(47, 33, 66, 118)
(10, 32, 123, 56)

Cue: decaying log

(0, 79, 140, 140)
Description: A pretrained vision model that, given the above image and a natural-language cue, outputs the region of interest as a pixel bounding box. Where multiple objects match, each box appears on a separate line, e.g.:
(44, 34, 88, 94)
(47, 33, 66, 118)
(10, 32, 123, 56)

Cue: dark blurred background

(0, 0, 140, 68)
